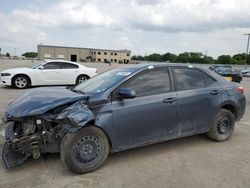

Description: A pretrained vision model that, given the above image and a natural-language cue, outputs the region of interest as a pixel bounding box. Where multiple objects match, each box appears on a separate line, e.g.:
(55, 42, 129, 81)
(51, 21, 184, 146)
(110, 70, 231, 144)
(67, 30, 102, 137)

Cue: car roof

(123, 62, 203, 71)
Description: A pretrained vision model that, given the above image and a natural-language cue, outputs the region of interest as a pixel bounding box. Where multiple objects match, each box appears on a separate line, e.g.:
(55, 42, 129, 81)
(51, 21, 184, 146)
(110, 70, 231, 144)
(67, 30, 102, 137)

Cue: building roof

(38, 45, 131, 53)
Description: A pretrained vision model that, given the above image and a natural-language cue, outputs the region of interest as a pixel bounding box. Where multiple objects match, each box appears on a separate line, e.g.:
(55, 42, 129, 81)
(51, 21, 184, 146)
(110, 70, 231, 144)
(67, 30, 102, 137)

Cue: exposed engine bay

(2, 100, 95, 168)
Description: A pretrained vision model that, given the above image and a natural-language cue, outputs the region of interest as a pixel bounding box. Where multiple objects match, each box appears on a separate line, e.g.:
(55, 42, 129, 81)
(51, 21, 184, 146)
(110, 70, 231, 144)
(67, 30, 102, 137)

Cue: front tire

(207, 109, 235, 142)
(12, 75, 30, 89)
(60, 127, 110, 174)
(76, 75, 90, 85)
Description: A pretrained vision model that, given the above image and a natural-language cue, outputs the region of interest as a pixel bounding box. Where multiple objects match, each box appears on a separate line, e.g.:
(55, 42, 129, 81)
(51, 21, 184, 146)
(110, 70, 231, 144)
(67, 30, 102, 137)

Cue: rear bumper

(236, 96, 246, 121)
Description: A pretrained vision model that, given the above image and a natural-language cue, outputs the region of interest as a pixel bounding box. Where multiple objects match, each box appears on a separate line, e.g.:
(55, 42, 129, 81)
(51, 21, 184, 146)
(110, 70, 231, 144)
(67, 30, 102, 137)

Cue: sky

(1, 0, 250, 58)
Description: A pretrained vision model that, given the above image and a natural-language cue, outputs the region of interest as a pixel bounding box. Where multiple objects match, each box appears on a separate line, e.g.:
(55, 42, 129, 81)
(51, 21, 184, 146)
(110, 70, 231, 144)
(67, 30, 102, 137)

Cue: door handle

(162, 97, 177, 104)
(210, 90, 220, 95)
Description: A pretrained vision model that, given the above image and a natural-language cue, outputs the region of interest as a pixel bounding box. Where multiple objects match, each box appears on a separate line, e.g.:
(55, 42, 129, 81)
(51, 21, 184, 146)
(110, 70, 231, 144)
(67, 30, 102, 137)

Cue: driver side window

(43, 62, 61, 69)
(121, 68, 171, 97)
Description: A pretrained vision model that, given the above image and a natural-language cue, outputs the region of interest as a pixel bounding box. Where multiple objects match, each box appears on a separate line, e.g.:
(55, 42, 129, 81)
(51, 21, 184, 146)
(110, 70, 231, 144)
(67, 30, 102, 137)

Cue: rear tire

(76, 75, 90, 85)
(12, 75, 30, 89)
(60, 127, 110, 174)
(207, 109, 235, 142)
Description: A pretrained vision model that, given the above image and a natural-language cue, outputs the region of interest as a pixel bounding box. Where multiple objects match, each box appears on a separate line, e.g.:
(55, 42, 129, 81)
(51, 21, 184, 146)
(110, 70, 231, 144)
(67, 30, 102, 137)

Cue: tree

(216, 55, 236, 64)
(22, 52, 38, 58)
(162, 53, 177, 62)
(131, 55, 145, 61)
(6, 52, 10, 57)
(232, 53, 246, 65)
(145, 53, 162, 62)
(175, 52, 190, 63)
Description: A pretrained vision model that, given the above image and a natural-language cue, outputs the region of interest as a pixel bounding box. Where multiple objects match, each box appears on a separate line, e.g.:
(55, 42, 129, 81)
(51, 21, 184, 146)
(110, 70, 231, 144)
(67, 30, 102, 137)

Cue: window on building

(44, 54, 51, 59)
(174, 68, 206, 91)
(98, 58, 101, 62)
(104, 52, 107, 55)
(114, 53, 117, 56)
(127, 53, 130, 56)
(122, 68, 171, 97)
(98, 52, 101, 55)
(58, 55, 64, 59)
(111, 59, 113, 62)
(114, 59, 117, 62)
(94, 52, 96, 55)
(111, 53, 113, 55)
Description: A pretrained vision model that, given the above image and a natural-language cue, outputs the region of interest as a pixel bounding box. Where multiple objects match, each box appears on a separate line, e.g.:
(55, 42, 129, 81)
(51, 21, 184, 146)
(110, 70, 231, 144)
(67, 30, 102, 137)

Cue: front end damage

(2, 100, 94, 168)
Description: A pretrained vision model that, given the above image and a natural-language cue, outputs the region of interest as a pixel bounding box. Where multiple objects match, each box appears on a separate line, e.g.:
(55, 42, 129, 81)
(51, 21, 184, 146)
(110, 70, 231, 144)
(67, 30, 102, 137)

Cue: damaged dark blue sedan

(2, 64, 246, 173)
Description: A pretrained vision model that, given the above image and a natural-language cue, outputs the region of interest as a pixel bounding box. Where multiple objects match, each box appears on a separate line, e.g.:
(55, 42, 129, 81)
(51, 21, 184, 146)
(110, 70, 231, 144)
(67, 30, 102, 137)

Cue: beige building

(37, 45, 131, 63)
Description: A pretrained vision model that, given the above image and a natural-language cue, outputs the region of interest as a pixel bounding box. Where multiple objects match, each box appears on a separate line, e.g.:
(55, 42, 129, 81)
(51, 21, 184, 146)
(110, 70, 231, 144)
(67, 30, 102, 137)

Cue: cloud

(0, 12, 47, 52)
(10, 1, 113, 28)
(3, 0, 250, 33)
(124, 0, 250, 32)
(1, 0, 250, 56)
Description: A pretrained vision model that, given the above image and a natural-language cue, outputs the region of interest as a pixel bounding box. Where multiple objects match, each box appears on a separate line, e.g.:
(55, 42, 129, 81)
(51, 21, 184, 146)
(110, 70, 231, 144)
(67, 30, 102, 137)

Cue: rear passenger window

(174, 68, 205, 90)
(204, 73, 216, 86)
(122, 68, 171, 97)
(60, 62, 78, 69)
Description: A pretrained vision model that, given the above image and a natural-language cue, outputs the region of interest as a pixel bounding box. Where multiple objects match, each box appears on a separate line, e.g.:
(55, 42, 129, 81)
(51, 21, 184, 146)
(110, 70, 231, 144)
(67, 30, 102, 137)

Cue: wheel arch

(76, 74, 90, 84)
(219, 102, 237, 120)
(85, 121, 113, 151)
(11, 73, 32, 86)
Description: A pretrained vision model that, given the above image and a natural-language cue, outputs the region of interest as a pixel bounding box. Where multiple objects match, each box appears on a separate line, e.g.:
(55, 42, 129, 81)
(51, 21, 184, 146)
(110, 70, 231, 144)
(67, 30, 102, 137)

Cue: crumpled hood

(5, 87, 88, 118)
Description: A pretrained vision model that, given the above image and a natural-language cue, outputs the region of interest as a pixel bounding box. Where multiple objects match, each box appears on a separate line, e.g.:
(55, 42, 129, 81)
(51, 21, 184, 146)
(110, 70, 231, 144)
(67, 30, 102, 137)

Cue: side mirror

(119, 88, 136, 99)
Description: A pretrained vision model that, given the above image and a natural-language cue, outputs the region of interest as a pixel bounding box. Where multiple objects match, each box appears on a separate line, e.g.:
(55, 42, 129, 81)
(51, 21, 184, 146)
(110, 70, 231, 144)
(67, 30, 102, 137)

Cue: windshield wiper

(72, 89, 85, 95)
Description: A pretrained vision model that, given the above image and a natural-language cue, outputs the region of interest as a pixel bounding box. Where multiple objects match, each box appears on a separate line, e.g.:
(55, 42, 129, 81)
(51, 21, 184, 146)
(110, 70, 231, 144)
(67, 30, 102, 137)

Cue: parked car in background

(241, 69, 250, 77)
(209, 65, 242, 83)
(0, 60, 97, 88)
(2, 64, 246, 173)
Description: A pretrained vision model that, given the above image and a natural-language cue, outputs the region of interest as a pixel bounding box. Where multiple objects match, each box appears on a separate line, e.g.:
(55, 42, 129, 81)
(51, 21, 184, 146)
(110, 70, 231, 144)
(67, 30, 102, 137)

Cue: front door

(37, 62, 61, 85)
(112, 67, 180, 150)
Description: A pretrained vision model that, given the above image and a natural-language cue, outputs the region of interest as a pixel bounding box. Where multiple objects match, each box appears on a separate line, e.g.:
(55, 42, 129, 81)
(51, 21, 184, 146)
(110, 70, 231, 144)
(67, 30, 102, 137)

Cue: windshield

(74, 68, 133, 94)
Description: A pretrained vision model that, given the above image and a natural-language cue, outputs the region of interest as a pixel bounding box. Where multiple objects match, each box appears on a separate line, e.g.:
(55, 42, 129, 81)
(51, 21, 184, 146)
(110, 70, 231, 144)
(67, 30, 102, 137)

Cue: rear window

(174, 68, 206, 90)
(60, 62, 78, 69)
(204, 73, 216, 86)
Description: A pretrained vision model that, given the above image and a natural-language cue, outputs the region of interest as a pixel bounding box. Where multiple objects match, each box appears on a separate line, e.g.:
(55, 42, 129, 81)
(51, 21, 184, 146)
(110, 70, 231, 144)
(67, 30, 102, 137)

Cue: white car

(0, 60, 97, 89)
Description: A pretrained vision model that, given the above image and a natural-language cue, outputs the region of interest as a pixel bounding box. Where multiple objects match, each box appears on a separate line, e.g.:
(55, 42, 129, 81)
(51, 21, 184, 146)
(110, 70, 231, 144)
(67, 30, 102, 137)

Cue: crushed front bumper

(2, 121, 28, 168)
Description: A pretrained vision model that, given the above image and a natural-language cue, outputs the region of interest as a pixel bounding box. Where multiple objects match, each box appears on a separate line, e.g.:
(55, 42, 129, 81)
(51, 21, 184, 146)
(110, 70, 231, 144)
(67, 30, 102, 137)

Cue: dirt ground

(0, 60, 249, 188)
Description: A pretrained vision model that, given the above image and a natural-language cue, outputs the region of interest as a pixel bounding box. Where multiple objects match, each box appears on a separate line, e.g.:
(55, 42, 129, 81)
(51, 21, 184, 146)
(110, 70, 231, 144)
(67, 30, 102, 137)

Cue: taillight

(236, 86, 244, 94)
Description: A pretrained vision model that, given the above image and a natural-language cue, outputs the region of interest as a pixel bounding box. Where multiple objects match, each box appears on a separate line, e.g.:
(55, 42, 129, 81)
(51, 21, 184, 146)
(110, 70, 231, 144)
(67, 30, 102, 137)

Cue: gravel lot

(0, 60, 249, 188)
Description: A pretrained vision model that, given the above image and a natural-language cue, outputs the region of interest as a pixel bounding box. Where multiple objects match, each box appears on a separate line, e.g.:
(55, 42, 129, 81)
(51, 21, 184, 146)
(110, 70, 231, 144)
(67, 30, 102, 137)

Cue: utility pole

(244, 33, 250, 64)
(14, 48, 16, 57)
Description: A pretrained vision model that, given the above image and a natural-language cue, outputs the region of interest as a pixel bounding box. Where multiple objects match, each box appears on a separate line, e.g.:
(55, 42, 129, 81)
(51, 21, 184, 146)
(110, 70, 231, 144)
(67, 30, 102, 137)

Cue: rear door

(172, 67, 221, 136)
(111, 67, 180, 150)
(58, 62, 79, 84)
